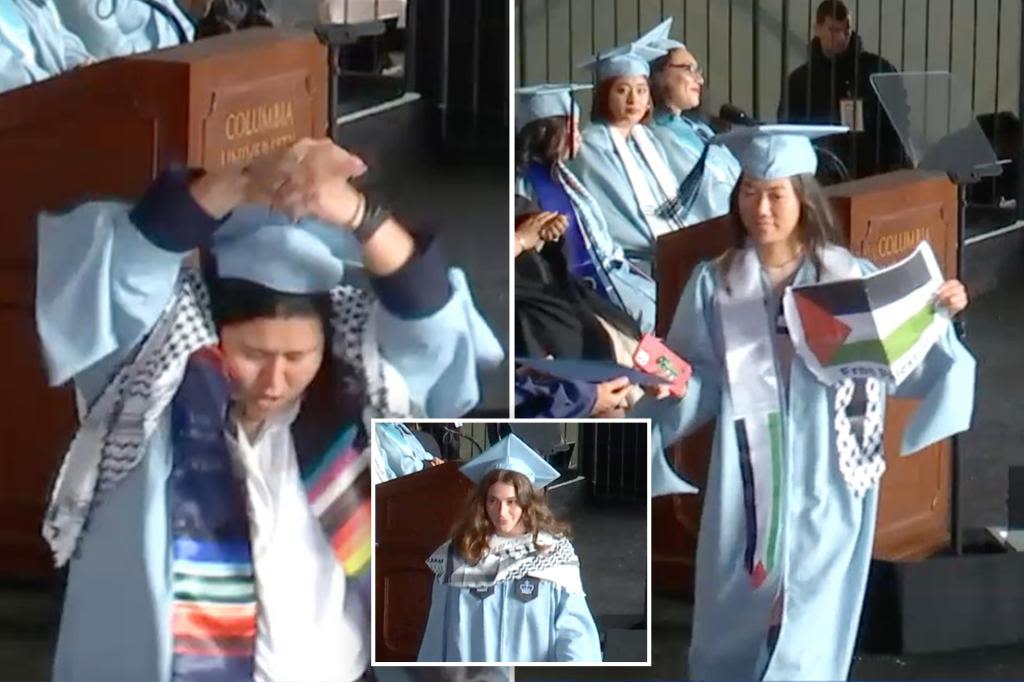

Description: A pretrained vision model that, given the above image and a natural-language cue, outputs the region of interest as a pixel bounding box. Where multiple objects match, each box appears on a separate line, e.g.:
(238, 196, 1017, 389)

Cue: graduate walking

(417, 435, 602, 663)
(637, 125, 976, 681)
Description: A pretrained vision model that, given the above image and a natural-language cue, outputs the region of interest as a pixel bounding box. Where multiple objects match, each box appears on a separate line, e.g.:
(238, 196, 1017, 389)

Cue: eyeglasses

(667, 63, 703, 77)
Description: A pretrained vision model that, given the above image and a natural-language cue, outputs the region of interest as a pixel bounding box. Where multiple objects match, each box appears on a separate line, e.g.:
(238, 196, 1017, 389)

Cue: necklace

(762, 250, 804, 269)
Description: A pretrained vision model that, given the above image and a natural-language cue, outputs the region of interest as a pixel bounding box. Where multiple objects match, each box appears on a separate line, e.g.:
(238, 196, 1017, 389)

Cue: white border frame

(369, 418, 653, 668)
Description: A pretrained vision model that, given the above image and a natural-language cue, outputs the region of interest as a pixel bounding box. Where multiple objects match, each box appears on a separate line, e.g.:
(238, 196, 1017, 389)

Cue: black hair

(515, 116, 571, 173)
(815, 0, 849, 25)
(201, 251, 331, 331)
(208, 278, 331, 332)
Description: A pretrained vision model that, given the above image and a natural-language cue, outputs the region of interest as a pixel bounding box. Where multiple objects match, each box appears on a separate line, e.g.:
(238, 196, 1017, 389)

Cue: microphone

(719, 103, 758, 126)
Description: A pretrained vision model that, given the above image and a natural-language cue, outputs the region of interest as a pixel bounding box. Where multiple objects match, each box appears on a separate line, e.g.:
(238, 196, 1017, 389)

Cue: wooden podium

(375, 462, 474, 662)
(0, 29, 328, 581)
(652, 170, 959, 595)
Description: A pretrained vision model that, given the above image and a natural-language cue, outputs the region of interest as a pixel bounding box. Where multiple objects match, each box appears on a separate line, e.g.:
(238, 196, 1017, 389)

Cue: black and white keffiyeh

(834, 376, 886, 497)
(426, 532, 585, 594)
(43, 266, 412, 566)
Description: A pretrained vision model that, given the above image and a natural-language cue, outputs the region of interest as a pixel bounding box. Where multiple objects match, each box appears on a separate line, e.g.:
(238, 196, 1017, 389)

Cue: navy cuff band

(129, 168, 222, 253)
(371, 232, 452, 319)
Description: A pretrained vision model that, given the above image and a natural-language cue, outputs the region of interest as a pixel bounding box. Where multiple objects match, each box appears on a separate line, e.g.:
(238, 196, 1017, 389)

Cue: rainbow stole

(168, 347, 371, 681)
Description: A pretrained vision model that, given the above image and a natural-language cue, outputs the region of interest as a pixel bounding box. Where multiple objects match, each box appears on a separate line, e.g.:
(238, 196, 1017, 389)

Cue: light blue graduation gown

(37, 200, 504, 681)
(650, 109, 741, 225)
(417, 574, 602, 663)
(54, 0, 193, 59)
(515, 171, 656, 334)
(571, 121, 681, 271)
(0, 0, 91, 92)
(635, 255, 976, 681)
(374, 423, 436, 481)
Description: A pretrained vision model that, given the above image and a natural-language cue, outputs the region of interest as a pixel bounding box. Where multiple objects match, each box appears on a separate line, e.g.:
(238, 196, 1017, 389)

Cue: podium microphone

(719, 103, 758, 127)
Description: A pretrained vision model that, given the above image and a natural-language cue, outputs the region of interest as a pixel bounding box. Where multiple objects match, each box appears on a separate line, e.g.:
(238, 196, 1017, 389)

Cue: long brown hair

(451, 469, 570, 565)
(590, 77, 654, 125)
(717, 173, 844, 291)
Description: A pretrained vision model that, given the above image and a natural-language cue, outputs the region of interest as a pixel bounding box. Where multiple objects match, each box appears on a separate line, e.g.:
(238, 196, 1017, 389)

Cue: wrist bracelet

(353, 198, 391, 244)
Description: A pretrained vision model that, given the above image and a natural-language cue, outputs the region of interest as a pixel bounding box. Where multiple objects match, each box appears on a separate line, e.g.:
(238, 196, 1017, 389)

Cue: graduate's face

(737, 176, 803, 246)
(606, 76, 651, 126)
(659, 48, 704, 112)
(486, 481, 525, 536)
(220, 316, 325, 422)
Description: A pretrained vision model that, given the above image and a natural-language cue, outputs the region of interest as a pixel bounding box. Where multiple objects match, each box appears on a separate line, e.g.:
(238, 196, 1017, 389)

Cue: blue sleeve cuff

(370, 231, 452, 319)
(129, 168, 223, 253)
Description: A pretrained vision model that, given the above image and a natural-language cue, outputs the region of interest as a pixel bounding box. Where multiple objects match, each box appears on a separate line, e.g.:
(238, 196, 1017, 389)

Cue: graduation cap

(212, 204, 363, 293)
(514, 83, 593, 132)
(708, 124, 850, 180)
(637, 17, 687, 53)
(459, 434, 560, 488)
(578, 41, 666, 82)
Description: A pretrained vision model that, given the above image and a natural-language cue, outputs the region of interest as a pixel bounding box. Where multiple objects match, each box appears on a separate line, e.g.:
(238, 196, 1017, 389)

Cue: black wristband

(353, 199, 391, 244)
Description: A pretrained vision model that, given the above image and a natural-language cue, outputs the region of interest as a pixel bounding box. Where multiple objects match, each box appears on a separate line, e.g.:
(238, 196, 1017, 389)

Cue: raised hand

(245, 138, 369, 228)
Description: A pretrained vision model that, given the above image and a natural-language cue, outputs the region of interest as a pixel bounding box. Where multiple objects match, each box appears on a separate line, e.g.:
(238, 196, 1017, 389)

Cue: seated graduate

(571, 38, 691, 273)
(37, 137, 503, 682)
(0, 0, 92, 93)
(513, 197, 642, 418)
(633, 124, 975, 681)
(54, 0, 195, 59)
(373, 422, 442, 483)
(515, 83, 656, 333)
(641, 17, 741, 224)
(417, 435, 602, 663)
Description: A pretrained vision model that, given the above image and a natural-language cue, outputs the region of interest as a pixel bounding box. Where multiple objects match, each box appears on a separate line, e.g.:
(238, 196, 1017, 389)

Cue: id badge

(840, 98, 865, 132)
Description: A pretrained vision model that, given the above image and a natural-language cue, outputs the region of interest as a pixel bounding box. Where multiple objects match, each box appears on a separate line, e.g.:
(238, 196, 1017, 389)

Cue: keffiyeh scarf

(426, 532, 584, 595)
(43, 266, 409, 680)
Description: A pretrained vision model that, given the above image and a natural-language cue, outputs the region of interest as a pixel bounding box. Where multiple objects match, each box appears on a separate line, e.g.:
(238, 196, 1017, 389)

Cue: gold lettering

(876, 226, 929, 258)
(223, 100, 297, 142)
(218, 133, 298, 168)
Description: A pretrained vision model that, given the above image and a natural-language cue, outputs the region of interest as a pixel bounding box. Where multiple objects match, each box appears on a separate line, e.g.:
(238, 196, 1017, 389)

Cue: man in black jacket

(778, 0, 905, 179)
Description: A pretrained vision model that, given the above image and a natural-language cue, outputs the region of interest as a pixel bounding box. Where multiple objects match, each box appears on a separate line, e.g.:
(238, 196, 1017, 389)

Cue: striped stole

(167, 338, 371, 681)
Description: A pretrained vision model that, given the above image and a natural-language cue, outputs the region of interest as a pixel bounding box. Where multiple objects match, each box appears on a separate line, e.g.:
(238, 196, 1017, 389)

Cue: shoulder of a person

(787, 61, 811, 80)
(535, 529, 570, 547)
(580, 123, 610, 146)
(820, 243, 876, 274)
(860, 49, 898, 72)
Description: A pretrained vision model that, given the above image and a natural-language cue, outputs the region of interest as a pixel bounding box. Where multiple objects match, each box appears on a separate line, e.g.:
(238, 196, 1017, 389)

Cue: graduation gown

(649, 109, 741, 225)
(635, 253, 976, 681)
(54, 0, 194, 59)
(37, 185, 503, 681)
(373, 423, 437, 482)
(516, 164, 656, 334)
(417, 535, 602, 663)
(571, 121, 683, 271)
(0, 0, 91, 92)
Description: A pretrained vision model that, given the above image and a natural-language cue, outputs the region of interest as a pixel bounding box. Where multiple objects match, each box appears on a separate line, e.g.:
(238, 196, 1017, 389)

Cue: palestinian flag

(783, 242, 949, 385)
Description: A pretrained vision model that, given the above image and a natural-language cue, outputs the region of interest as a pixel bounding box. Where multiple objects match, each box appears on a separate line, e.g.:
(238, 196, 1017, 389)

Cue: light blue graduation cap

(514, 83, 593, 132)
(578, 41, 666, 81)
(459, 434, 560, 488)
(212, 205, 363, 294)
(637, 17, 686, 53)
(708, 124, 850, 179)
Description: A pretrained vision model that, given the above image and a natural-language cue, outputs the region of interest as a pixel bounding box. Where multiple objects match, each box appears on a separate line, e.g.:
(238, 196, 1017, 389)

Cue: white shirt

(228, 401, 367, 682)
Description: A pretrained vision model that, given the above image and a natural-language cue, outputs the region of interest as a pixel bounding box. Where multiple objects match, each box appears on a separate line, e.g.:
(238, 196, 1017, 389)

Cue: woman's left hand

(935, 279, 969, 316)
